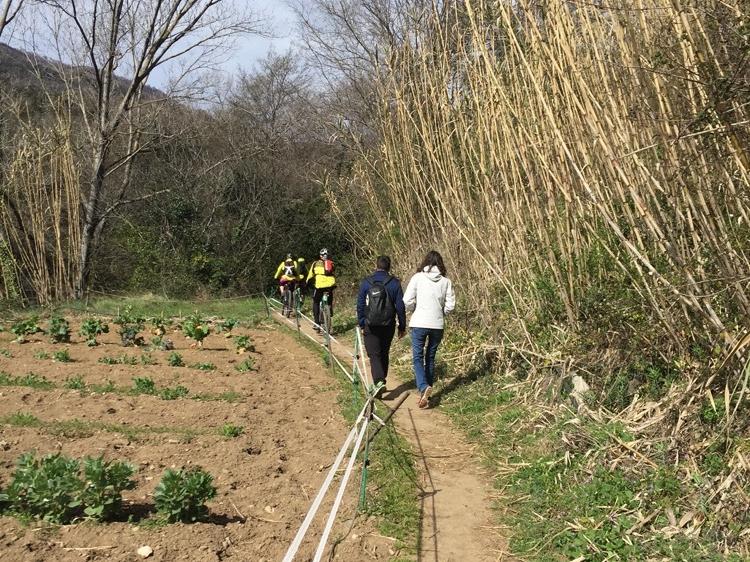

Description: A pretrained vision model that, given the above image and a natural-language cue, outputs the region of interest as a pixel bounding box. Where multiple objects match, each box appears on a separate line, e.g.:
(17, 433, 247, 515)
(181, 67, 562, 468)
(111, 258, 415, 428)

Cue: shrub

(139, 353, 156, 365)
(132, 377, 157, 395)
(235, 358, 256, 373)
(4, 453, 82, 523)
(149, 336, 174, 351)
(11, 317, 42, 343)
(160, 385, 189, 400)
(114, 306, 145, 347)
(79, 318, 109, 347)
(216, 318, 238, 336)
(234, 335, 254, 354)
(220, 424, 244, 438)
(53, 349, 72, 363)
(154, 467, 217, 523)
(167, 352, 184, 367)
(149, 313, 172, 337)
(189, 362, 215, 371)
(182, 314, 210, 347)
(64, 375, 86, 390)
(80, 456, 136, 520)
(48, 316, 71, 344)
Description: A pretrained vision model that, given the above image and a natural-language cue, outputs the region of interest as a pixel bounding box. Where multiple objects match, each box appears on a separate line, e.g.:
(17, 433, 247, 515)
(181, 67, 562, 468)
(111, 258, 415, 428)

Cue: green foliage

(132, 377, 157, 395)
(160, 385, 189, 400)
(0, 371, 53, 389)
(3, 412, 41, 426)
(182, 314, 210, 346)
(33, 350, 50, 360)
(52, 349, 72, 363)
(80, 456, 136, 520)
(149, 336, 173, 351)
(190, 362, 215, 371)
(700, 397, 725, 425)
(11, 317, 42, 343)
(234, 358, 255, 372)
(114, 306, 145, 346)
(79, 318, 109, 346)
(167, 352, 184, 367)
(4, 453, 82, 523)
(48, 316, 71, 343)
(64, 375, 86, 390)
(0, 348, 12, 358)
(154, 467, 217, 523)
(219, 423, 243, 438)
(233, 334, 253, 353)
(139, 353, 156, 365)
(91, 380, 116, 393)
(98, 354, 138, 365)
(215, 318, 238, 335)
(149, 313, 172, 336)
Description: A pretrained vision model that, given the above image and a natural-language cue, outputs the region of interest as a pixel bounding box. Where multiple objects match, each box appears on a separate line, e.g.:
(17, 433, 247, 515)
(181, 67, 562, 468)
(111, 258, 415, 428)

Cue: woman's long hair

(418, 250, 447, 276)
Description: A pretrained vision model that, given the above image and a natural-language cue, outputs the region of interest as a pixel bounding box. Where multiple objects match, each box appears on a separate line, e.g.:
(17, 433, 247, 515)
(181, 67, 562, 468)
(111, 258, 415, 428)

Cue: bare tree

(0, 0, 24, 39)
(31, 0, 262, 297)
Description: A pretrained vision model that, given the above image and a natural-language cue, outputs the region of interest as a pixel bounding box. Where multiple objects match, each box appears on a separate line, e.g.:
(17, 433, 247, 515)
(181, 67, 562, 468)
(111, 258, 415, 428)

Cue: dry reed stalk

(0, 119, 81, 304)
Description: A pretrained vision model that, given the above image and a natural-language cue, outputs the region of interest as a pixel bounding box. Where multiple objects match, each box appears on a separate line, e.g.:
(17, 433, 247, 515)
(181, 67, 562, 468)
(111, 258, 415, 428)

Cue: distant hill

(0, 41, 164, 99)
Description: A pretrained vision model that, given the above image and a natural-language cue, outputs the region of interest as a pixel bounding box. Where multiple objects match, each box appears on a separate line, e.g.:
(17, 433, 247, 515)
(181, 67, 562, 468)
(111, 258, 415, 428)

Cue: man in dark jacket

(356, 255, 406, 397)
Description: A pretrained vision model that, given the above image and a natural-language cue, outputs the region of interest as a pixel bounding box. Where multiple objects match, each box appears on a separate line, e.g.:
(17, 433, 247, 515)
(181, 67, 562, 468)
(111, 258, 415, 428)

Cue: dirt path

(277, 310, 510, 561)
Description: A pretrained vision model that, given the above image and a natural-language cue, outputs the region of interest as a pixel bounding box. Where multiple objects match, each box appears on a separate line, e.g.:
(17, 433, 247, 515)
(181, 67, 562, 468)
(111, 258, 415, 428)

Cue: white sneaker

(418, 386, 432, 408)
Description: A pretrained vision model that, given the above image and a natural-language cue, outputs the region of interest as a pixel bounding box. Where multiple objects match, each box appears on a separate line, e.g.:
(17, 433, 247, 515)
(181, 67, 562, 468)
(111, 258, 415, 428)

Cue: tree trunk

(75, 140, 107, 299)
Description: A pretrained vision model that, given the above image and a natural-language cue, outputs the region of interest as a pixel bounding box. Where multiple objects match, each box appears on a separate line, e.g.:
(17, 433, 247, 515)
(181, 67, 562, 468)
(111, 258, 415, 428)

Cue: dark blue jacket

(357, 270, 406, 329)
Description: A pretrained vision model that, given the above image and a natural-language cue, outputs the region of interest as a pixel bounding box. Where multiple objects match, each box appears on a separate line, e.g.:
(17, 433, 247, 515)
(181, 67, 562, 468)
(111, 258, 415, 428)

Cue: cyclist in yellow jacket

(307, 248, 336, 332)
(274, 254, 298, 299)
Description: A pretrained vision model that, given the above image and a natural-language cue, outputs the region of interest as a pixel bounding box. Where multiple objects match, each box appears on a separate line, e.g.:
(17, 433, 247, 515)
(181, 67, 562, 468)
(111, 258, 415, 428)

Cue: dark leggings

(312, 288, 334, 325)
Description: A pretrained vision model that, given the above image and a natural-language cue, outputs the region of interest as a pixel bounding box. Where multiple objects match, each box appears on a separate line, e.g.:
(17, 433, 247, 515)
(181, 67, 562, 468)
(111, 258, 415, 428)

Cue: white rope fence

(267, 295, 382, 561)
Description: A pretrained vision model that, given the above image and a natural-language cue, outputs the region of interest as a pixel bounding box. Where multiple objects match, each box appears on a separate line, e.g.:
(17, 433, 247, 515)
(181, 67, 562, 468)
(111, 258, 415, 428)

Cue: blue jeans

(411, 327, 444, 393)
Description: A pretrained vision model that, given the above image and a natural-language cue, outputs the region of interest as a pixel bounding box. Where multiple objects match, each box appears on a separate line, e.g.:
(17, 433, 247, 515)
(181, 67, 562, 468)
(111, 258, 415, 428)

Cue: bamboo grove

(329, 0, 750, 389)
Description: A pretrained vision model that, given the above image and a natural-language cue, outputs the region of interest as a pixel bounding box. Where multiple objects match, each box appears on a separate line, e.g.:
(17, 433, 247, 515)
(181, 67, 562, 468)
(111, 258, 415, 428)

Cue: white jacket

(403, 266, 456, 329)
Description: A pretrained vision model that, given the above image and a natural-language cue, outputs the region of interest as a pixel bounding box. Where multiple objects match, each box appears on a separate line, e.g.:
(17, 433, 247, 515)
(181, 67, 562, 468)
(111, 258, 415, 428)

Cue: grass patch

(0, 411, 207, 441)
(64, 295, 265, 325)
(0, 371, 54, 390)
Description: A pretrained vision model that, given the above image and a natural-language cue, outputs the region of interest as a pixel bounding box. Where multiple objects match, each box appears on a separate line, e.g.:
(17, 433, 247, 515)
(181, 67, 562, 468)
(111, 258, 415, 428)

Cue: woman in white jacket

(403, 250, 456, 408)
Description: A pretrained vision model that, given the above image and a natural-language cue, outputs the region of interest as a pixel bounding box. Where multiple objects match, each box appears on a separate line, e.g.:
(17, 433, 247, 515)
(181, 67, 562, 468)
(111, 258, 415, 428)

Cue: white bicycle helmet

(319, 247, 329, 258)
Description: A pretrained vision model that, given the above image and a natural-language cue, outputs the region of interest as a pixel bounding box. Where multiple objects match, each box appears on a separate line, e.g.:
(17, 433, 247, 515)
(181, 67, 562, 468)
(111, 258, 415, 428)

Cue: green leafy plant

(189, 362, 215, 371)
(182, 314, 210, 347)
(79, 318, 109, 346)
(53, 349, 72, 363)
(91, 380, 116, 394)
(167, 352, 184, 367)
(64, 375, 86, 390)
(132, 377, 157, 395)
(216, 318, 238, 337)
(140, 353, 156, 365)
(80, 456, 136, 520)
(219, 423, 244, 438)
(154, 467, 217, 523)
(0, 371, 54, 390)
(700, 396, 725, 425)
(149, 313, 172, 337)
(0, 348, 12, 358)
(11, 317, 43, 343)
(48, 316, 71, 344)
(234, 335, 254, 354)
(4, 453, 82, 523)
(98, 354, 138, 365)
(149, 336, 174, 351)
(160, 385, 189, 400)
(235, 358, 256, 373)
(33, 350, 50, 360)
(114, 306, 145, 347)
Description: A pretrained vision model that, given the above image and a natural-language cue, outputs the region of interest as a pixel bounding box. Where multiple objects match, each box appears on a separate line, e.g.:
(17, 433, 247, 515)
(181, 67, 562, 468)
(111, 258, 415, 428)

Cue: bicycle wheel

(282, 289, 292, 317)
(321, 299, 332, 335)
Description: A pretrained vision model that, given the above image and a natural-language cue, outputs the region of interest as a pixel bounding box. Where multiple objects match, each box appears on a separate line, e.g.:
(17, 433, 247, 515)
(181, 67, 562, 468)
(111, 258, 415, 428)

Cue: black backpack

(365, 275, 396, 327)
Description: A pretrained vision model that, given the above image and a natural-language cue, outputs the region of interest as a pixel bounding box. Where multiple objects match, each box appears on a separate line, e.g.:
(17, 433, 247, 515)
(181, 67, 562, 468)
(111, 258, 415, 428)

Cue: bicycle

(320, 290, 332, 336)
(281, 281, 297, 317)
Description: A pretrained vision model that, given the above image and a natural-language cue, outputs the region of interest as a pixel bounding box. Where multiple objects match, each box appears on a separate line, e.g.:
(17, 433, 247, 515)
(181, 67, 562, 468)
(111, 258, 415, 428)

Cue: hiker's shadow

(384, 379, 416, 401)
